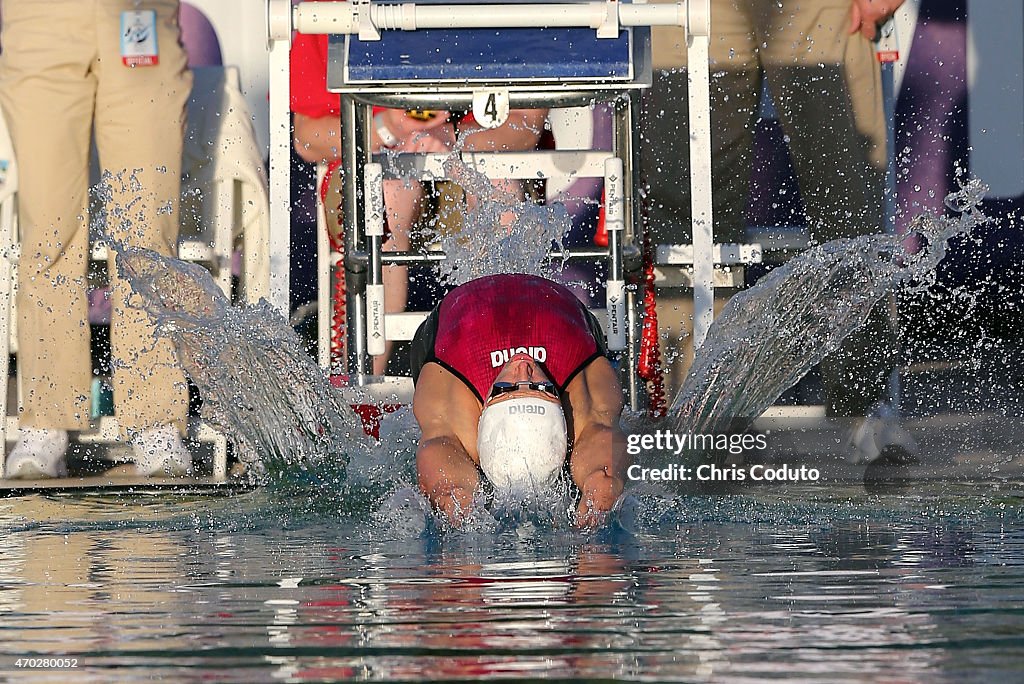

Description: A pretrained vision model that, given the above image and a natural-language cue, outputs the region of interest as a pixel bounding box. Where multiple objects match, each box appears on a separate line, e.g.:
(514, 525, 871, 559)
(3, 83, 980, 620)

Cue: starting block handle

(289, 1, 687, 39)
(606, 279, 627, 351)
(604, 156, 627, 351)
(366, 284, 386, 356)
(604, 156, 625, 235)
(364, 163, 385, 238)
(365, 163, 386, 356)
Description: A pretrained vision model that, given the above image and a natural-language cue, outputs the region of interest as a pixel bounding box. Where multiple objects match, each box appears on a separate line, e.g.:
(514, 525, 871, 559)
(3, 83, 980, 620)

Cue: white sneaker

(132, 425, 193, 477)
(847, 403, 919, 465)
(5, 428, 70, 479)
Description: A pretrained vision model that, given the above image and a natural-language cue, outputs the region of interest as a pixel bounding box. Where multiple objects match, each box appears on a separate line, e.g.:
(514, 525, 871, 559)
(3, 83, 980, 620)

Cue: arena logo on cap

(489, 346, 547, 367)
(508, 404, 547, 415)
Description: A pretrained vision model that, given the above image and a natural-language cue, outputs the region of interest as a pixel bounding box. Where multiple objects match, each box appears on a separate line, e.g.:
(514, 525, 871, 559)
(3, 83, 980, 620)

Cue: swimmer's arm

(459, 109, 549, 152)
(568, 360, 628, 527)
(572, 422, 628, 527)
(416, 433, 480, 525)
(413, 366, 482, 525)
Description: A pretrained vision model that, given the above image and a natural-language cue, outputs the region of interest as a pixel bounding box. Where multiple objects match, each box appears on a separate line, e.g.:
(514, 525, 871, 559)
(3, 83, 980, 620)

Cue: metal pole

(340, 94, 371, 381)
(0, 207, 11, 476)
(293, 1, 687, 36)
(364, 163, 386, 358)
(687, 0, 714, 352)
(266, 7, 292, 316)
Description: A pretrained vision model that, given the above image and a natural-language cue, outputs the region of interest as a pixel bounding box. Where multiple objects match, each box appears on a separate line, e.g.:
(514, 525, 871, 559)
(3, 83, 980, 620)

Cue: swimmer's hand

(574, 467, 621, 528)
(429, 484, 474, 528)
(576, 506, 609, 529)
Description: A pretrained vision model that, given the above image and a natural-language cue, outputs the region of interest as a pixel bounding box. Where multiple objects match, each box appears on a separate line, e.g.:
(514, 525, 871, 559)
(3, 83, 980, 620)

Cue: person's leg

(761, 0, 893, 417)
(646, 0, 762, 248)
(0, 0, 95, 433)
(653, 289, 735, 397)
(376, 178, 421, 374)
(93, 0, 192, 438)
(435, 176, 527, 242)
(760, 0, 887, 240)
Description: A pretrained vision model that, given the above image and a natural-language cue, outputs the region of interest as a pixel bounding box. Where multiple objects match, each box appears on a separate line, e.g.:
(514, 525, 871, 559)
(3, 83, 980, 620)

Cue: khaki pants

(0, 0, 191, 435)
(645, 0, 892, 415)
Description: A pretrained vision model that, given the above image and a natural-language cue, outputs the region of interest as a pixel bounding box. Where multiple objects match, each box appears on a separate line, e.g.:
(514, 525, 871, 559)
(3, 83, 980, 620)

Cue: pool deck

(752, 411, 1024, 482)
(751, 344, 1024, 483)
(0, 437, 249, 496)
(0, 468, 249, 496)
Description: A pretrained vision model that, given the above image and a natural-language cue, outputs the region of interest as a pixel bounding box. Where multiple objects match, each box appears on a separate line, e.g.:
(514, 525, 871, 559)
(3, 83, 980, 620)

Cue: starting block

(267, 0, 716, 412)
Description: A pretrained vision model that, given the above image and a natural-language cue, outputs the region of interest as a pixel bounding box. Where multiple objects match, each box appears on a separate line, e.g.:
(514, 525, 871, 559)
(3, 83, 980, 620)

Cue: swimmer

(410, 274, 628, 527)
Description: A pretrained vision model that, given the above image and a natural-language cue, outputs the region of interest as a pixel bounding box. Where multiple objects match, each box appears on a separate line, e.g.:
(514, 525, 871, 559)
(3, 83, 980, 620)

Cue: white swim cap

(477, 397, 567, 495)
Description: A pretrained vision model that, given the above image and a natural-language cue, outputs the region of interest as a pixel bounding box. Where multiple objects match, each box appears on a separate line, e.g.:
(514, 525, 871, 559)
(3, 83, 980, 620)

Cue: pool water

(2, 482, 1022, 682)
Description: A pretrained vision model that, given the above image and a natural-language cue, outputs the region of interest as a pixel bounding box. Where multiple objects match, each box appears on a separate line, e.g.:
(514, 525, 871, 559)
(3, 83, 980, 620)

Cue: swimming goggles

(487, 380, 560, 401)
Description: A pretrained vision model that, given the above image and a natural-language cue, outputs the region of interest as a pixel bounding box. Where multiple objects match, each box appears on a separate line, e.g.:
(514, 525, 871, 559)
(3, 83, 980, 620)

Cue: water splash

(671, 179, 993, 435)
(89, 168, 370, 486)
(114, 246, 367, 486)
(102, 163, 996, 528)
(430, 151, 569, 285)
(93, 155, 570, 507)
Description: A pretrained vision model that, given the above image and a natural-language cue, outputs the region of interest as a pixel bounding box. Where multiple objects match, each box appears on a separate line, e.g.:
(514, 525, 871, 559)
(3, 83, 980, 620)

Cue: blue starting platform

(337, 10, 641, 85)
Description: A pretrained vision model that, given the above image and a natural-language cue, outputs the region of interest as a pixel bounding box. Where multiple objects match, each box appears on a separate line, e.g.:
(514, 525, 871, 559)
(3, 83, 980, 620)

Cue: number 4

(472, 88, 510, 129)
